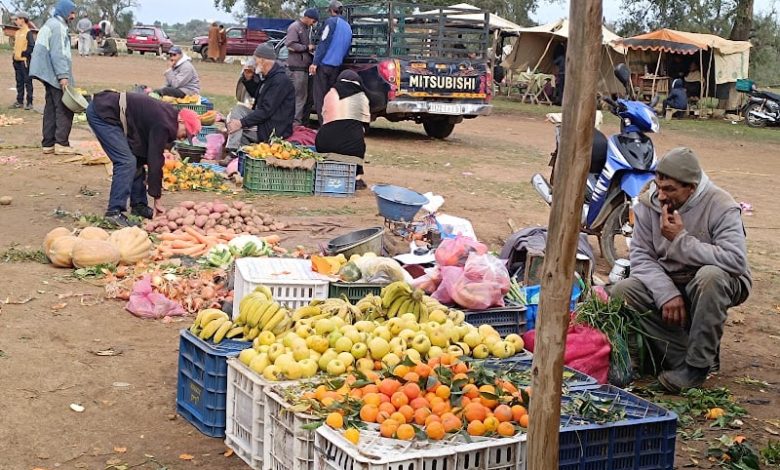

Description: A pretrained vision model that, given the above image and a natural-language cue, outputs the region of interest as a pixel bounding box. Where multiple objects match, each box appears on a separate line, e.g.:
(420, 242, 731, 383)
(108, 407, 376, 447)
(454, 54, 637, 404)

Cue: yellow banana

(254, 285, 273, 299)
(249, 300, 271, 327)
(200, 309, 229, 326)
(418, 303, 429, 323)
(263, 308, 286, 332)
(226, 326, 245, 339)
(258, 302, 280, 329)
(199, 317, 228, 340)
(381, 282, 410, 308)
(247, 326, 260, 340)
(387, 296, 407, 318)
(292, 305, 321, 321)
(272, 315, 292, 335)
(212, 320, 234, 344)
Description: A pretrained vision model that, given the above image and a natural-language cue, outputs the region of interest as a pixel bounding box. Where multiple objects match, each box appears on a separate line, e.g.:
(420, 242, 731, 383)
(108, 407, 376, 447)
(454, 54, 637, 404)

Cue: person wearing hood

(662, 78, 687, 116)
(610, 148, 751, 392)
(226, 43, 295, 149)
(29, 0, 78, 155)
(156, 46, 201, 98)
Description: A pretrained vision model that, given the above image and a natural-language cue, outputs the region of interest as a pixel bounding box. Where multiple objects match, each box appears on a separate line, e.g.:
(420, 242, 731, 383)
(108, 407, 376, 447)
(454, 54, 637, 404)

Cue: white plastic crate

(233, 258, 330, 319)
(224, 358, 299, 470)
(314, 425, 527, 470)
(265, 388, 320, 470)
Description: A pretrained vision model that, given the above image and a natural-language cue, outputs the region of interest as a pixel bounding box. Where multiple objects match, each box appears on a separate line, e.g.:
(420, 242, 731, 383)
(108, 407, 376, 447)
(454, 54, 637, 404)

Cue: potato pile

(144, 200, 286, 235)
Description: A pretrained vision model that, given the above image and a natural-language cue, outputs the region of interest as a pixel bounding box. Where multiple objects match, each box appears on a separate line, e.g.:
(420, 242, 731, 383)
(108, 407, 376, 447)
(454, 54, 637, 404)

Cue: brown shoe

(42, 146, 55, 154)
(54, 144, 81, 155)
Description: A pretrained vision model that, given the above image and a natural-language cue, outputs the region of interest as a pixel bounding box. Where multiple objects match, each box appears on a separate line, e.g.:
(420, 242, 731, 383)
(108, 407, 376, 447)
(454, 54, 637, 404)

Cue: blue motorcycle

(531, 64, 660, 267)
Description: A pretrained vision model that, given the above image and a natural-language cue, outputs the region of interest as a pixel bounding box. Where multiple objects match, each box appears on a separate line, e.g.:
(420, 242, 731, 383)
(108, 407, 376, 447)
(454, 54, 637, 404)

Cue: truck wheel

(423, 119, 456, 139)
(201, 47, 209, 61)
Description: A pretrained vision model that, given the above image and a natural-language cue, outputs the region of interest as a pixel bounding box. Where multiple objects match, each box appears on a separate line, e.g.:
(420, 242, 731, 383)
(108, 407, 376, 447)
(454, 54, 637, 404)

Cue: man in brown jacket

(207, 22, 220, 62)
(611, 148, 751, 392)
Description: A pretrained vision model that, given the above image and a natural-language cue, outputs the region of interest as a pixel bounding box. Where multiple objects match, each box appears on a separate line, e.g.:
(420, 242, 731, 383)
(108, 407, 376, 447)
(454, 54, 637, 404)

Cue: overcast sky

(132, 0, 777, 26)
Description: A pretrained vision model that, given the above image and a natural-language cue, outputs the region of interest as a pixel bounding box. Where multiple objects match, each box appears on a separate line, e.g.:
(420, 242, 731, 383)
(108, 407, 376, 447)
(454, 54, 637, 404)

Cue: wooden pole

(526, 0, 603, 469)
(651, 50, 662, 98)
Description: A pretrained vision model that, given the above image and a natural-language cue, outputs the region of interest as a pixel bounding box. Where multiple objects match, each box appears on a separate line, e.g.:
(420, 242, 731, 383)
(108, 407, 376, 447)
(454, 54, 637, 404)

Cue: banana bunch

(355, 293, 384, 321)
(233, 285, 292, 340)
(290, 304, 333, 328)
(189, 309, 241, 344)
(421, 295, 465, 325)
(381, 281, 428, 321)
(310, 298, 362, 324)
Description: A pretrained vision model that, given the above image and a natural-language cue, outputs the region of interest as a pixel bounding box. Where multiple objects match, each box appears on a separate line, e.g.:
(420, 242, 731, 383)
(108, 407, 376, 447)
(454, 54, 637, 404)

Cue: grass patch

(1, 245, 49, 264)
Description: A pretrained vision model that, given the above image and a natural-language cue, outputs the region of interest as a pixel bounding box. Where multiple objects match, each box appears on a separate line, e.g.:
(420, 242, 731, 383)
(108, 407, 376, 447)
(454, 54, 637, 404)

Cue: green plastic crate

(174, 103, 208, 114)
(328, 282, 384, 303)
(241, 152, 314, 195)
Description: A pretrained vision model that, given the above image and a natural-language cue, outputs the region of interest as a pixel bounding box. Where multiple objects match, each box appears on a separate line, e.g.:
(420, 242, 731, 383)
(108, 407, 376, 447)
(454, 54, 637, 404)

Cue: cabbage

(205, 244, 234, 269)
(228, 235, 272, 258)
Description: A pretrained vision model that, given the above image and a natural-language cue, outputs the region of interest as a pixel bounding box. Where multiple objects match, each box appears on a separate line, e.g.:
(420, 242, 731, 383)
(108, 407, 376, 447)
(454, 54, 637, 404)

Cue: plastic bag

(411, 266, 441, 293)
(204, 133, 225, 160)
(431, 266, 462, 305)
(126, 276, 186, 319)
(356, 257, 410, 284)
(522, 323, 611, 384)
(434, 235, 487, 267)
(450, 253, 510, 310)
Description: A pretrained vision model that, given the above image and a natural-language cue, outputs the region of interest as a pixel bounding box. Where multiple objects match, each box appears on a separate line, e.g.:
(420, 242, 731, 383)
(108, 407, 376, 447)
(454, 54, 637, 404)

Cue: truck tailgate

(396, 59, 490, 100)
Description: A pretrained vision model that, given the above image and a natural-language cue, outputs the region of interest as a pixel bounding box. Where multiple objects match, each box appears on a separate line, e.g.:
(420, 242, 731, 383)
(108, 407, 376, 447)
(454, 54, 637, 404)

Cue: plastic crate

(232, 258, 330, 319)
(315, 424, 526, 470)
(174, 102, 208, 114)
(239, 151, 314, 195)
(224, 358, 300, 470)
(558, 385, 677, 470)
(464, 302, 527, 337)
(266, 388, 320, 470)
(176, 329, 250, 438)
(484, 355, 598, 391)
(314, 160, 357, 197)
(523, 283, 582, 330)
(736, 78, 754, 92)
(328, 282, 384, 304)
(197, 125, 219, 141)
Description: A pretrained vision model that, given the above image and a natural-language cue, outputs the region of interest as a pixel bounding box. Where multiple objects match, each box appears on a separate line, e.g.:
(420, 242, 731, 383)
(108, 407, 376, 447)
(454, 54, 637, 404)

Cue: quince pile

(163, 159, 228, 192)
(242, 137, 318, 161)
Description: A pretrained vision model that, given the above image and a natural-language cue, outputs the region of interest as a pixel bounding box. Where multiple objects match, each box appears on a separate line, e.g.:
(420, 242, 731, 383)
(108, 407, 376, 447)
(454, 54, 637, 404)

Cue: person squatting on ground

(29, 0, 78, 155)
(610, 147, 751, 393)
(87, 91, 201, 228)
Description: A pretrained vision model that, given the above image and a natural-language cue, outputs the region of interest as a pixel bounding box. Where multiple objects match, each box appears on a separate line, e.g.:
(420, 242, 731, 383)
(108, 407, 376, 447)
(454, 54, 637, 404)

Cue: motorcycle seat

(756, 90, 780, 102)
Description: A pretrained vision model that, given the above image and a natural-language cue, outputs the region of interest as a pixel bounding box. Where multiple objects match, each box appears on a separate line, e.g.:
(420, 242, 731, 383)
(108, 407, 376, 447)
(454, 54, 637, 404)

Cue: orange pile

(312, 354, 531, 442)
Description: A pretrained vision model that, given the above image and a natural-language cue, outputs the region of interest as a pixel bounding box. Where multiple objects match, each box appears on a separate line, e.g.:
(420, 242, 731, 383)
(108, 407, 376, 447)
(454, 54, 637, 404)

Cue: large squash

(48, 235, 79, 268)
(71, 239, 121, 268)
(78, 226, 110, 241)
(43, 227, 71, 254)
(108, 227, 152, 265)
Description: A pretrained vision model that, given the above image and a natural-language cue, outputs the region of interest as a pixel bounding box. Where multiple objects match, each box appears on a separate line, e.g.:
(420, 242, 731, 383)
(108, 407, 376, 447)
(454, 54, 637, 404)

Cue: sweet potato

(195, 215, 208, 228)
(183, 215, 196, 226)
(197, 207, 210, 216)
(213, 203, 229, 213)
(233, 201, 245, 210)
(208, 212, 221, 220)
(167, 222, 178, 230)
(181, 201, 196, 209)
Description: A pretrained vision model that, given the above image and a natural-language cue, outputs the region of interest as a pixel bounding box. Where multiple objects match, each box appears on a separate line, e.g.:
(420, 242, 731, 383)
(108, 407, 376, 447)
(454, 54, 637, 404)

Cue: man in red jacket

(87, 91, 201, 227)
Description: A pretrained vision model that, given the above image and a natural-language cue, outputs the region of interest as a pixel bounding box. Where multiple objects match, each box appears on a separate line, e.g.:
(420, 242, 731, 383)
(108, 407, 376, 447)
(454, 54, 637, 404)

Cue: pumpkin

(108, 226, 152, 265)
(48, 235, 79, 268)
(71, 239, 121, 268)
(78, 226, 110, 241)
(43, 227, 72, 254)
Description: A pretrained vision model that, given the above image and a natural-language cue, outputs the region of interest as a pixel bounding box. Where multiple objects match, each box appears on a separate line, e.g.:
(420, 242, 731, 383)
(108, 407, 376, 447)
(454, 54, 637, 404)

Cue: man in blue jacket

(310, 0, 353, 124)
(29, 0, 78, 155)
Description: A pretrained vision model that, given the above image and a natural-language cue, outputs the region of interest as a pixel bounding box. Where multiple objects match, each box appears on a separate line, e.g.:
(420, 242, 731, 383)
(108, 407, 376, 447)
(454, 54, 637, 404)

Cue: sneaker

(104, 212, 137, 228)
(12, 102, 22, 109)
(42, 146, 55, 154)
(54, 144, 81, 155)
(131, 204, 154, 219)
(24, 103, 33, 111)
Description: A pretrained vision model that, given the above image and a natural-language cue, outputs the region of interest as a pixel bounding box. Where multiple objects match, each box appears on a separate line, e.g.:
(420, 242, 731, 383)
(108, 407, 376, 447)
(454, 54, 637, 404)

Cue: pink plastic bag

(522, 323, 611, 384)
(431, 266, 462, 305)
(450, 253, 510, 310)
(205, 133, 225, 160)
(434, 235, 487, 267)
(226, 157, 239, 176)
(411, 266, 442, 293)
(126, 276, 187, 319)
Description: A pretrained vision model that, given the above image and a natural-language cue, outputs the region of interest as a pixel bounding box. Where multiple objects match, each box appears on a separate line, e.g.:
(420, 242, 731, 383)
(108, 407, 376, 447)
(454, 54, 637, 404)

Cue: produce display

(152, 227, 281, 261)
(143, 200, 285, 235)
(161, 94, 201, 105)
(201, 234, 276, 269)
(189, 308, 242, 344)
(312, 253, 408, 284)
(230, 286, 292, 340)
(43, 226, 152, 269)
(163, 159, 229, 193)
(242, 137, 319, 160)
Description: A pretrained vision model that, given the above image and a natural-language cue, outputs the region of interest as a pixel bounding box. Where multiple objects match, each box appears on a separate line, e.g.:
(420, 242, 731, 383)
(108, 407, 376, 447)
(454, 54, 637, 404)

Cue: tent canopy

(513, 19, 625, 52)
(417, 3, 523, 32)
(617, 28, 751, 55)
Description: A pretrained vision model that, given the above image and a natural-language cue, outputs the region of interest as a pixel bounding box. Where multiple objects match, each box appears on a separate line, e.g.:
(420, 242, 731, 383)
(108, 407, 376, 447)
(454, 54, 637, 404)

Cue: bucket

(62, 86, 89, 113)
(372, 184, 429, 222)
(327, 227, 384, 258)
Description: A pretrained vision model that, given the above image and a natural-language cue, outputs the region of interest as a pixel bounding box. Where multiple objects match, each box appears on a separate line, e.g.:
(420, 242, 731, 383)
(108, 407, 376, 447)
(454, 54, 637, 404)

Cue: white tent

(502, 19, 627, 94)
(417, 3, 523, 33)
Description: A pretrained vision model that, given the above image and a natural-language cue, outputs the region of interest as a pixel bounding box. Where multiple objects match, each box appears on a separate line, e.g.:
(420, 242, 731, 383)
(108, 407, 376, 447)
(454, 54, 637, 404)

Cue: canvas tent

(501, 19, 627, 94)
(417, 3, 522, 33)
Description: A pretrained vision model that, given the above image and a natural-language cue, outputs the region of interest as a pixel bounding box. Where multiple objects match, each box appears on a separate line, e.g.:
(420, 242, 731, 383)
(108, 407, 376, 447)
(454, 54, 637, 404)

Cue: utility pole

(526, 1, 603, 469)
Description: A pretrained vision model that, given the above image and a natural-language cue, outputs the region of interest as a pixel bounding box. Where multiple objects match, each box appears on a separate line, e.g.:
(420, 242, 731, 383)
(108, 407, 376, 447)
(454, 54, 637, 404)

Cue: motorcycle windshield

(610, 134, 656, 171)
(620, 171, 655, 197)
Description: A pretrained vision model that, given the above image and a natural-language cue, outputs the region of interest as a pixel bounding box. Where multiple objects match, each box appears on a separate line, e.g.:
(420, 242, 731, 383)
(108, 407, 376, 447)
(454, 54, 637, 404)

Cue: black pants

(313, 65, 340, 123)
(155, 87, 186, 98)
(315, 120, 366, 175)
(42, 83, 74, 148)
(13, 60, 33, 105)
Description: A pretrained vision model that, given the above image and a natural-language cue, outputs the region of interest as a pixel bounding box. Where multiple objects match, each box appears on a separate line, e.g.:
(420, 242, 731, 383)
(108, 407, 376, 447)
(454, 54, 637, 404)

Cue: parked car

(126, 25, 174, 55)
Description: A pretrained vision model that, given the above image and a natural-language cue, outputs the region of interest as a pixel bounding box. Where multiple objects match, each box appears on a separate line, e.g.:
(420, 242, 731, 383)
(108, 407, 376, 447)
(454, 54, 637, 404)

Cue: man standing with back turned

(610, 148, 751, 393)
(310, 0, 352, 124)
(287, 8, 319, 126)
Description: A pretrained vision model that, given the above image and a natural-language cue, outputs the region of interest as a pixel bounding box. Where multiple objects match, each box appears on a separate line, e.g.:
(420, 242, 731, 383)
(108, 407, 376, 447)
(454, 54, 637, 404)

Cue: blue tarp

(247, 17, 294, 31)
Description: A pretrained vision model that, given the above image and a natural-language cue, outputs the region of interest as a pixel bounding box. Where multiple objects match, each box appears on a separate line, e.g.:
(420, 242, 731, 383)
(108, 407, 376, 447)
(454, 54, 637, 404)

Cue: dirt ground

(0, 53, 778, 469)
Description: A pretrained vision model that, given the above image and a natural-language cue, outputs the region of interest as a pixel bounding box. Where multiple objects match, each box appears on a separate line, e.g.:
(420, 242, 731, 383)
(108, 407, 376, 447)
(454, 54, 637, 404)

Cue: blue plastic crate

(176, 329, 250, 438)
(464, 301, 527, 337)
(559, 385, 677, 470)
(197, 125, 219, 141)
(484, 355, 597, 390)
(315, 160, 357, 197)
(524, 283, 582, 330)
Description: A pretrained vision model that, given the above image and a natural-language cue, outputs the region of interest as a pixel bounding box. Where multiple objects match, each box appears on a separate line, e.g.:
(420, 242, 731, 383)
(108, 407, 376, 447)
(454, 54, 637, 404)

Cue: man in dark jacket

(286, 8, 319, 126)
(226, 43, 295, 148)
(662, 79, 688, 116)
(311, 0, 353, 123)
(87, 92, 202, 227)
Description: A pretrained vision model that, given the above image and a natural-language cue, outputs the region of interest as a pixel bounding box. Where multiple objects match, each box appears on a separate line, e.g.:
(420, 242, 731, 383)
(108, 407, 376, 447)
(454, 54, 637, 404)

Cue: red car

(127, 25, 174, 55)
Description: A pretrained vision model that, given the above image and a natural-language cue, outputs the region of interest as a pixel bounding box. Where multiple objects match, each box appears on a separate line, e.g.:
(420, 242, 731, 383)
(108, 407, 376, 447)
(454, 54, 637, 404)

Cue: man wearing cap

(286, 8, 319, 126)
(29, 0, 78, 155)
(87, 91, 201, 227)
(226, 43, 295, 149)
(11, 11, 35, 110)
(311, 0, 353, 124)
(611, 148, 751, 392)
(156, 46, 201, 98)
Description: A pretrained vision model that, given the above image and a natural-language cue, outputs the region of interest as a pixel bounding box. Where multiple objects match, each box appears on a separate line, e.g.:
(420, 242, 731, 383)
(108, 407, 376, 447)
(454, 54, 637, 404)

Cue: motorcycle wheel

(745, 103, 768, 128)
(599, 203, 632, 268)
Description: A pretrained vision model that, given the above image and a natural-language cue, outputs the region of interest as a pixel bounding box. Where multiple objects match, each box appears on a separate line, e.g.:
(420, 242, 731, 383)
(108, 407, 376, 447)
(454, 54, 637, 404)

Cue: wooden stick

(526, 1, 602, 469)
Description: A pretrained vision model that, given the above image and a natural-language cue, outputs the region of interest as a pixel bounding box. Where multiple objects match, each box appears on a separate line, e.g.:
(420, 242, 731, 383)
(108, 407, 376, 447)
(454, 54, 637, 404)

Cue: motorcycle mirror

(614, 63, 632, 95)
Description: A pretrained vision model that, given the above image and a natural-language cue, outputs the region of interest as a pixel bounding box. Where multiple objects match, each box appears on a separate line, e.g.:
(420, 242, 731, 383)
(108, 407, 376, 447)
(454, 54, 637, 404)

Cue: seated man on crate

(155, 46, 201, 98)
(609, 148, 751, 393)
(225, 43, 295, 153)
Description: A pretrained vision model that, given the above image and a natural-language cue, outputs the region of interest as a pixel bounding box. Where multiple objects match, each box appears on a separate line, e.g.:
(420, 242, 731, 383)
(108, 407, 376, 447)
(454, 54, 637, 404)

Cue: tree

(729, 0, 753, 40)
(615, 0, 740, 37)
(92, 0, 139, 25)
